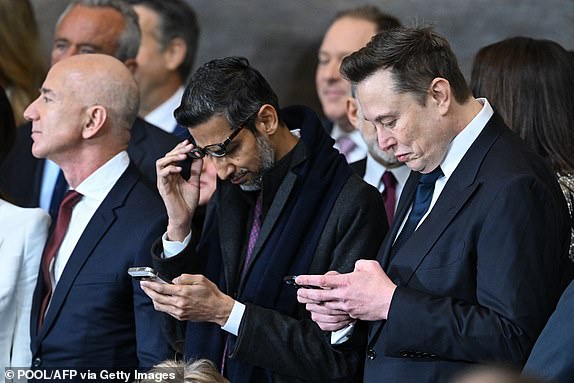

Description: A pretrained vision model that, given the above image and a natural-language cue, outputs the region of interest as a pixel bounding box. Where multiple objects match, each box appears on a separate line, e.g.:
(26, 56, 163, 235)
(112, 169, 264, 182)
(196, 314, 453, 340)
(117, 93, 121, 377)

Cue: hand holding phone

(128, 267, 172, 284)
(283, 275, 322, 289)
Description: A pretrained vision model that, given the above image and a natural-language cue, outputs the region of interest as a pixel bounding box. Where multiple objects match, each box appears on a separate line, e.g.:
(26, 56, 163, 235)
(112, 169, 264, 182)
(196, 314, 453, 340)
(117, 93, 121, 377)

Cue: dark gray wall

(32, 0, 574, 117)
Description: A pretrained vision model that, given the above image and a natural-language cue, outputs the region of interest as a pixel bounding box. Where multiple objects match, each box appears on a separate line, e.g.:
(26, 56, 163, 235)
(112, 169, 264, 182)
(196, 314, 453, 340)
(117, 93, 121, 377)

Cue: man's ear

(346, 97, 359, 129)
(429, 77, 451, 116)
(123, 58, 138, 75)
(255, 104, 279, 136)
(82, 105, 107, 139)
(164, 37, 187, 71)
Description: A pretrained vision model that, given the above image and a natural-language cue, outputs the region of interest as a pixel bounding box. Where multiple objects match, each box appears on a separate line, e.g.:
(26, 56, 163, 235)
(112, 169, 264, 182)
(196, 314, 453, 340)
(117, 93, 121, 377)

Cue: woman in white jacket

(0, 85, 49, 376)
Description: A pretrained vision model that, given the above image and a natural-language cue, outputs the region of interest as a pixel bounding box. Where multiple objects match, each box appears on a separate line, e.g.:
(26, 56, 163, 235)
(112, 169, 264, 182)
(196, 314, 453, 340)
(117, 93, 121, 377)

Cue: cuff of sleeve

(161, 230, 192, 258)
(221, 301, 245, 336)
(331, 322, 355, 345)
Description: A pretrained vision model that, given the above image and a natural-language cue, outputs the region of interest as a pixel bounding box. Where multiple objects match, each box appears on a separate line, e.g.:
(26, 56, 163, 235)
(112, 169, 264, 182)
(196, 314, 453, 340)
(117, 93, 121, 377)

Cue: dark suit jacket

(0, 118, 179, 207)
(153, 106, 387, 382)
(30, 163, 171, 369)
(364, 113, 574, 383)
(523, 279, 574, 383)
(350, 158, 367, 177)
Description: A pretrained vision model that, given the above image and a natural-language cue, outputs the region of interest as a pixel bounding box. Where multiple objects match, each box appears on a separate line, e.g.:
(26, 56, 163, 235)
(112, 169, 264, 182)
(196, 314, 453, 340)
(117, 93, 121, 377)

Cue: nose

(318, 58, 342, 82)
(211, 156, 234, 180)
(377, 127, 396, 152)
(23, 97, 40, 122)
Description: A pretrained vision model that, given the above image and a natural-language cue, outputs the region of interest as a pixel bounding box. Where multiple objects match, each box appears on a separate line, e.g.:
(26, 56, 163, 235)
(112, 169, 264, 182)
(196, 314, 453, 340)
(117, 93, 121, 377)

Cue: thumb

(354, 259, 378, 272)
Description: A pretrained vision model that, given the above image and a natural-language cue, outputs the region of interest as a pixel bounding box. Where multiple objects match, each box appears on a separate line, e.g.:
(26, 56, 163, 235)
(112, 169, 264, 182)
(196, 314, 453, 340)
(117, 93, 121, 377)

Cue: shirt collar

(74, 151, 130, 202)
(364, 154, 411, 187)
(440, 98, 493, 180)
(144, 86, 185, 134)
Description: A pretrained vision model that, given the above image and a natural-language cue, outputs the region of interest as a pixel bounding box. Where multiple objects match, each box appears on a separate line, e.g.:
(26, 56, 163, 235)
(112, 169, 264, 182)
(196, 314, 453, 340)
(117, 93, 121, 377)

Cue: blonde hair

(0, 0, 47, 126)
(141, 359, 229, 383)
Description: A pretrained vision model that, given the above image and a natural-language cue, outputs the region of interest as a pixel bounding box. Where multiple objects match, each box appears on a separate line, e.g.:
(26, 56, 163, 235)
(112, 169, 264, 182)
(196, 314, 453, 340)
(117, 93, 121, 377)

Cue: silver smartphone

(127, 266, 171, 284)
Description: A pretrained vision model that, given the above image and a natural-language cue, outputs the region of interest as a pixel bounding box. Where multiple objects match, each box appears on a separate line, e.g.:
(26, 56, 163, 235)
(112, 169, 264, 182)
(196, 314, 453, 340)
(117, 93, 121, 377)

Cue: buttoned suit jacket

(523, 279, 574, 383)
(363, 113, 573, 383)
(29, 163, 171, 368)
(0, 118, 179, 208)
(0, 201, 49, 372)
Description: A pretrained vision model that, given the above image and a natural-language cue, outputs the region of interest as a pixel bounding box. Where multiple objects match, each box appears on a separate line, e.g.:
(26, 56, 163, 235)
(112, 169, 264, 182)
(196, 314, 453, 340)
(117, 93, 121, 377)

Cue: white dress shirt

(51, 152, 130, 288)
(363, 155, 411, 213)
(331, 124, 368, 164)
(396, 98, 494, 237)
(143, 87, 185, 134)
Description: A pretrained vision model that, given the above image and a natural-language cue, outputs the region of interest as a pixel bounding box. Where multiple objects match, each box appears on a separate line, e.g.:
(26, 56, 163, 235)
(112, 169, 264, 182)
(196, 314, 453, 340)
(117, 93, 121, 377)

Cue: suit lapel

(217, 183, 250, 294)
(238, 169, 298, 289)
(36, 165, 137, 341)
(369, 114, 504, 344)
(379, 171, 417, 270)
(127, 118, 146, 168)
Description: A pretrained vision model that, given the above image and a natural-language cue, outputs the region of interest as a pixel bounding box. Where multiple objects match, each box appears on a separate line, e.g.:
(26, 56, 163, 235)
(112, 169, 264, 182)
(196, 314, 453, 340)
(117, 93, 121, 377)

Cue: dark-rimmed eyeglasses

(187, 111, 259, 159)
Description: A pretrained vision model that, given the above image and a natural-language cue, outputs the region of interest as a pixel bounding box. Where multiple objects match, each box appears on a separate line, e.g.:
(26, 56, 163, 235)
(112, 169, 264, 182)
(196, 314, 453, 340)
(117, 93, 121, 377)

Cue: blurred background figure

(470, 36, 574, 262)
(128, 0, 199, 137)
(0, 0, 181, 218)
(523, 278, 574, 383)
(346, 85, 409, 225)
(315, 5, 400, 162)
(0, 0, 48, 126)
(451, 365, 551, 383)
(128, 0, 216, 234)
(0, 86, 49, 377)
(141, 359, 229, 383)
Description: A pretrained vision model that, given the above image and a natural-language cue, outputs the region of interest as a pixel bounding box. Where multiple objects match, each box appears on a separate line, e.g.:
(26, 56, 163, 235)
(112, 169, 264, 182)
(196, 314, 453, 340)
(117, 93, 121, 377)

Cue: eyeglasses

(187, 111, 258, 159)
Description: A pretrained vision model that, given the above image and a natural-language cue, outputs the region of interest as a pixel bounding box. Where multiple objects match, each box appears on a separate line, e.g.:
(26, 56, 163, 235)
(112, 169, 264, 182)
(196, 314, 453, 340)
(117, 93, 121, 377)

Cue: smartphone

(283, 275, 322, 289)
(128, 267, 172, 284)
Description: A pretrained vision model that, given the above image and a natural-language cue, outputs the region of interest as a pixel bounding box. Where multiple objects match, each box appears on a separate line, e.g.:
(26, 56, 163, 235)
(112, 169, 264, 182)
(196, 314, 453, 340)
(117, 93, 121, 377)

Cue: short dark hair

(470, 37, 574, 172)
(175, 56, 280, 132)
(127, 0, 199, 82)
(334, 5, 401, 32)
(341, 26, 472, 106)
(0, 86, 16, 164)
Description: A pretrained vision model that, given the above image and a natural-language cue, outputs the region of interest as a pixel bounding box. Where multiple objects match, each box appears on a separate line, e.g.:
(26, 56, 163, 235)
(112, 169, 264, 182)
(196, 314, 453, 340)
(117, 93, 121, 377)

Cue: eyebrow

(40, 87, 56, 97)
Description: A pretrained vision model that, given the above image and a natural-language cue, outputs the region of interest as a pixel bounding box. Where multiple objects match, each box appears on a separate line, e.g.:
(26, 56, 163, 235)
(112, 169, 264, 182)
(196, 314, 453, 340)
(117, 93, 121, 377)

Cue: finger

(325, 270, 340, 276)
(173, 273, 205, 285)
(157, 164, 183, 180)
(140, 280, 179, 295)
(296, 285, 339, 303)
(295, 273, 345, 289)
(305, 303, 348, 316)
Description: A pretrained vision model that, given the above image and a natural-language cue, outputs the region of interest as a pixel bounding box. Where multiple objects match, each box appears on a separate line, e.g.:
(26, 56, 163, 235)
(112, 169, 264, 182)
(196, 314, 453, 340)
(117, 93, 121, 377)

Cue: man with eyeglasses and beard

(140, 56, 386, 383)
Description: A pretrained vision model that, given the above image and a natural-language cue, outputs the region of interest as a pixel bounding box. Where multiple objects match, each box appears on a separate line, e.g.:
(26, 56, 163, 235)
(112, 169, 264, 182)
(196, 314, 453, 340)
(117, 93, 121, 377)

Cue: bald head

(52, 54, 139, 133)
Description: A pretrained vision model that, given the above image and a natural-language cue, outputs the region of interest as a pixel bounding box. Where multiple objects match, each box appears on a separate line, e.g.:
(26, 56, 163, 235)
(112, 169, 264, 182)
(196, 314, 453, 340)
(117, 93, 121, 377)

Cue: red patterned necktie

(381, 171, 397, 226)
(38, 190, 82, 330)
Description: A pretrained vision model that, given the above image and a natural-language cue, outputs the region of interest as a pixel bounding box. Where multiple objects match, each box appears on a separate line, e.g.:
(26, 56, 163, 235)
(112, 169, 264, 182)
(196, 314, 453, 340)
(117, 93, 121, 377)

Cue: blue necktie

(391, 166, 444, 255)
(49, 170, 69, 222)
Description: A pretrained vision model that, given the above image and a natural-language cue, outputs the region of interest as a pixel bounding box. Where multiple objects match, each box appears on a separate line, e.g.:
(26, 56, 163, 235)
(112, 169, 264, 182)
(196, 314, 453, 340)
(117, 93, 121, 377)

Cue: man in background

(128, 0, 199, 137)
(347, 86, 409, 225)
(315, 5, 400, 162)
(0, 0, 179, 218)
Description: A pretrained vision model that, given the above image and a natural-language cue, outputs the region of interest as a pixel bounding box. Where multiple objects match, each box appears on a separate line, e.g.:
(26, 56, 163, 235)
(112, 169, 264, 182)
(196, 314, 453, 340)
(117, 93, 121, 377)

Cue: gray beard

(240, 134, 275, 191)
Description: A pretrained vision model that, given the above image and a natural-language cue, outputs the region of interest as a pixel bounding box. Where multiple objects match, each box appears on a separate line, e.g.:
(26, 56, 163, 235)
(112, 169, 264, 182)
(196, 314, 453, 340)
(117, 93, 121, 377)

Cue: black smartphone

(128, 267, 172, 284)
(283, 275, 322, 289)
